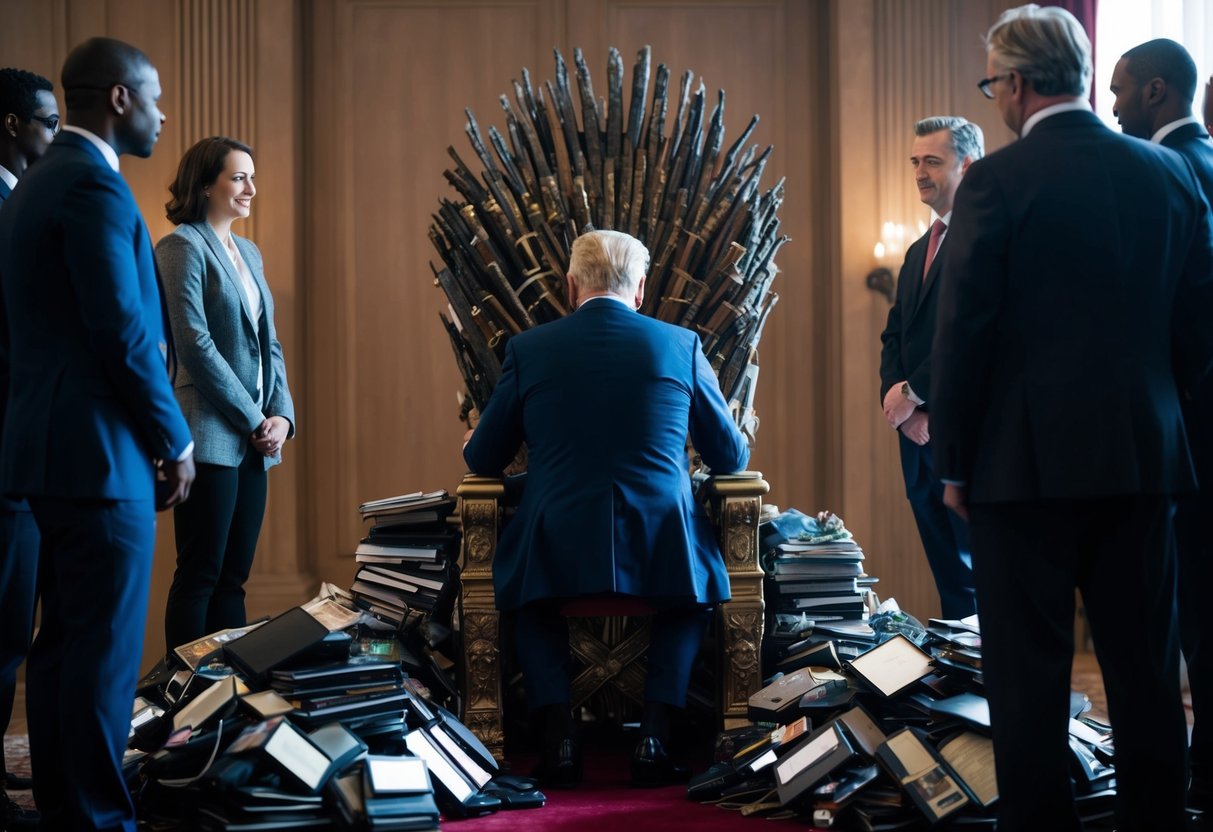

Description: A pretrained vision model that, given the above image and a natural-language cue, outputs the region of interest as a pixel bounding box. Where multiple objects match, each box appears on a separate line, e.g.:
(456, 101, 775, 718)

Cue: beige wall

(0, 0, 1020, 672)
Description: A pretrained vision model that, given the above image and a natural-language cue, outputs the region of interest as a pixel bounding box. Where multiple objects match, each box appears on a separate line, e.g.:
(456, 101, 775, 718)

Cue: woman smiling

(156, 136, 295, 650)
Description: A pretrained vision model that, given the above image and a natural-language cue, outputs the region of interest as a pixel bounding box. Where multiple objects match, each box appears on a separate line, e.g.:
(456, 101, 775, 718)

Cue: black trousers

(0, 506, 38, 780)
(1176, 397, 1213, 803)
(512, 601, 713, 710)
(969, 496, 1187, 832)
(900, 437, 976, 618)
(164, 451, 267, 649)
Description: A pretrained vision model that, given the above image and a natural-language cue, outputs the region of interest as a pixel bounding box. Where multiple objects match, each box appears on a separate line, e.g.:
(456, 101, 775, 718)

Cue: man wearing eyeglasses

(1111, 37, 1213, 816)
(0, 65, 57, 832)
(931, 6, 1213, 831)
(0, 38, 193, 831)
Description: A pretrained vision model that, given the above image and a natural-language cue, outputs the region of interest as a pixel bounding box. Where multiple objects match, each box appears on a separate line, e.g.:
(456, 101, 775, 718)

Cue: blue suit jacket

(464, 299, 750, 611)
(156, 221, 295, 468)
(931, 110, 1213, 502)
(0, 132, 192, 501)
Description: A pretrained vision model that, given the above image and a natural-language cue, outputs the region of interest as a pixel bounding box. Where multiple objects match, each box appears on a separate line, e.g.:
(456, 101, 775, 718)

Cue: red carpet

(445, 751, 804, 831)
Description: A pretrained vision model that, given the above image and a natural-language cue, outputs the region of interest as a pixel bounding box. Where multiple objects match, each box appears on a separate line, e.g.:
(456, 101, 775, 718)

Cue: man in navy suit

(932, 7, 1213, 830)
(878, 116, 983, 619)
(0, 63, 57, 832)
(0, 38, 194, 831)
(464, 229, 749, 788)
(1111, 37, 1213, 814)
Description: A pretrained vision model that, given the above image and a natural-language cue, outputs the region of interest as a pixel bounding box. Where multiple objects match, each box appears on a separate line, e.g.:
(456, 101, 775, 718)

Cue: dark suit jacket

(0, 174, 23, 513)
(0, 132, 192, 501)
(880, 225, 947, 404)
(880, 226, 947, 486)
(464, 298, 750, 611)
(931, 110, 1213, 503)
(1162, 122, 1213, 486)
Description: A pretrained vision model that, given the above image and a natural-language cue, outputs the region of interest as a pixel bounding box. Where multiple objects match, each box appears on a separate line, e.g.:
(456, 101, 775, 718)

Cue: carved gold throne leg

(708, 473, 770, 729)
(456, 475, 506, 759)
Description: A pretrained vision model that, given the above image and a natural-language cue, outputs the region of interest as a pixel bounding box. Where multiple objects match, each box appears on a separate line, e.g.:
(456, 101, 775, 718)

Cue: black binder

(224, 607, 330, 684)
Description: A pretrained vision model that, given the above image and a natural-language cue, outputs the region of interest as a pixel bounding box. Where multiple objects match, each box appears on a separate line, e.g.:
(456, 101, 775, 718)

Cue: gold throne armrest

(454, 471, 769, 758)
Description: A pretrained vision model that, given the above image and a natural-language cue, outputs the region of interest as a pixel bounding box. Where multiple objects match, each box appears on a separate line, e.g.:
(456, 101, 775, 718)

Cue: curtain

(1046, 0, 1100, 107)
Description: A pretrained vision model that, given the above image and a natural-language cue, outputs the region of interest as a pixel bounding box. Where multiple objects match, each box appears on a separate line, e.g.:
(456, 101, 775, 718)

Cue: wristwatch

(900, 382, 911, 398)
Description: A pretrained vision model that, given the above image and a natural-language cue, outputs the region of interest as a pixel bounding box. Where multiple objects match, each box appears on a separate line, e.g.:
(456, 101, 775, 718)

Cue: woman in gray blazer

(156, 137, 295, 649)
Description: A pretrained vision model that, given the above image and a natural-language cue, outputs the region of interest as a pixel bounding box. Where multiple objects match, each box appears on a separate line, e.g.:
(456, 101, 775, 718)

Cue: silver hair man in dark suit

(932, 6, 1213, 830)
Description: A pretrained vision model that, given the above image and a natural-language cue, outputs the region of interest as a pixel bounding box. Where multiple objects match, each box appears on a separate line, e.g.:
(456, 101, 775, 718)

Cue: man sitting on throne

(463, 229, 750, 788)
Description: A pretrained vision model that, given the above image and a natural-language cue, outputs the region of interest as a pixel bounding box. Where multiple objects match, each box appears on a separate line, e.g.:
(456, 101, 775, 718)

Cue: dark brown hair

(165, 136, 254, 225)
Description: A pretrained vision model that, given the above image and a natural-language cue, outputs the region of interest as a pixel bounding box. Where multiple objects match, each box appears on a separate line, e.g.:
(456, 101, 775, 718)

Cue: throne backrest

(427, 46, 786, 444)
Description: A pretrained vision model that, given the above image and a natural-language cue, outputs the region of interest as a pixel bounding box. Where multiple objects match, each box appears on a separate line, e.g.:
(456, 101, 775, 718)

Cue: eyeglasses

(28, 115, 60, 135)
(977, 73, 1012, 99)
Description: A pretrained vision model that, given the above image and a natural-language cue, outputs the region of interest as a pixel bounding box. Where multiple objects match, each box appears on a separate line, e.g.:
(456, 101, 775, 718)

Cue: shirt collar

(1151, 115, 1203, 144)
(0, 165, 16, 192)
(61, 125, 120, 172)
(1020, 99, 1090, 138)
(577, 294, 634, 310)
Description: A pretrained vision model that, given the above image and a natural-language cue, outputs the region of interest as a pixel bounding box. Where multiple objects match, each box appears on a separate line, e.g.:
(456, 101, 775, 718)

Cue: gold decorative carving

(721, 606, 763, 708)
(464, 711, 505, 758)
(462, 611, 501, 711)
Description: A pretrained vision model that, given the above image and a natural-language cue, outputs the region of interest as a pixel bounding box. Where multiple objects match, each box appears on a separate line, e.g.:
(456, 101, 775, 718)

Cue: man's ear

(110, 83, 131, 116)
(633, 274, 646, 310)
(3, 113, 18, 139)
(565, 272, 578, 308)
(1145, 77, 1166, 106)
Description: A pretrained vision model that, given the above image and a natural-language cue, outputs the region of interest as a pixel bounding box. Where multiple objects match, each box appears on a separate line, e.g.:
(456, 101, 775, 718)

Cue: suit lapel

(193, 221, 257, 331)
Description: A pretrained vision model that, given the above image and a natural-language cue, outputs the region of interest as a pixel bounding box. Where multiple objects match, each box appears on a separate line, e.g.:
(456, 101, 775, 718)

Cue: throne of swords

(428, 46, 782, 757)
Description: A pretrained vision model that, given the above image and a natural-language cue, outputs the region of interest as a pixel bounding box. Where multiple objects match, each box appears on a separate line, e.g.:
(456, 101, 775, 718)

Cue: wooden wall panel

(306, 0, 565, 589)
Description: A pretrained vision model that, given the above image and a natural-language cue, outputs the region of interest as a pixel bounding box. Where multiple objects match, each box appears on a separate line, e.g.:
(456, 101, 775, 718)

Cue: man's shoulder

(510, 307, 696, 350)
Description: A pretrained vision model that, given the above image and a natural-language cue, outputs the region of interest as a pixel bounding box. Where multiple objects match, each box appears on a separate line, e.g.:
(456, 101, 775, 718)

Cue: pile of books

(351, 490, 459, 630)
(761, 509, 879, 669)
(692, 607, 1116, 828)
(129, 592, 546, 829)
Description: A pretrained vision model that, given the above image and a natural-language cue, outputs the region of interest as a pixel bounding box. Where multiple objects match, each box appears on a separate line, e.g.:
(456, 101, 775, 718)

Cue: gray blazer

(155, 221, 295, 469)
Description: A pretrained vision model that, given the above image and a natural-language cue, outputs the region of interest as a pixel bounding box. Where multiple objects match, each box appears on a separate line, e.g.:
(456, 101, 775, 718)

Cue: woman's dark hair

(165, 136, 254, 225)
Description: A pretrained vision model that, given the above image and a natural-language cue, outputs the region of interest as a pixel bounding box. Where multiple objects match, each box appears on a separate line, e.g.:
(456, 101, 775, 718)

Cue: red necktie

(923, 218, 946, 281)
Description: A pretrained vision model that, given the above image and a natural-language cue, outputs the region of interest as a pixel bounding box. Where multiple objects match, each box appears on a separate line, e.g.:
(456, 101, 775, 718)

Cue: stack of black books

(270, 656, 410, 741)
(351, 491, 459, 629)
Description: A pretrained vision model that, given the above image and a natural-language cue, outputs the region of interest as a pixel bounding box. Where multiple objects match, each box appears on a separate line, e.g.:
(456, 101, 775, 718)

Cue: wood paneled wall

(0, 0, 1023, 671)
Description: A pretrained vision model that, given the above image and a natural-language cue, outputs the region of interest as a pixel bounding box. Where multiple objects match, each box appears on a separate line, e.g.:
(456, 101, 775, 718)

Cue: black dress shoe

(630, 735, 691, 787)
(532, 737, 582, 788)
(3, 794, 39, 830)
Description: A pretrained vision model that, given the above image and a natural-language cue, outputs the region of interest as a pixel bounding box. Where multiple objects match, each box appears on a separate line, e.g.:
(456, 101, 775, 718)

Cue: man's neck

(0, 147, 26, 179)
(65, 113, 121, 156)
(1151, 109, 1194, 136)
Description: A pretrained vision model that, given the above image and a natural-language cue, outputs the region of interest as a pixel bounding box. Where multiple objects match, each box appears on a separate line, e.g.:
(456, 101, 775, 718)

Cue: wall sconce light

(866, 221, 918, 305)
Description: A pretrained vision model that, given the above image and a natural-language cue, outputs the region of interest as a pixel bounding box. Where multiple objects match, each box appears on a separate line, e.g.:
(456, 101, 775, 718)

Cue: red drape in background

(1045, 0, 1100, 108)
